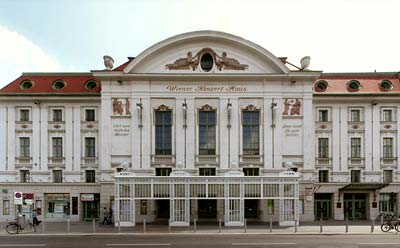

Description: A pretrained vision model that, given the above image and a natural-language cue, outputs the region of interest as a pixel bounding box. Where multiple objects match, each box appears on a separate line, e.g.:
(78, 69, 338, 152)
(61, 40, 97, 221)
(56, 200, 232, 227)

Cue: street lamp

(182, 99, 187, 128)
(227, 100, 232, 128)
(270, 100, 277, 128)
(136, 101, 143, 128)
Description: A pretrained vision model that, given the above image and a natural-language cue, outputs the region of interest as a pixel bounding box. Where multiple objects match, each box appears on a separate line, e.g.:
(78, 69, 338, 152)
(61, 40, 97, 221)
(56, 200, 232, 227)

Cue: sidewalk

(0, 220, 397, 235)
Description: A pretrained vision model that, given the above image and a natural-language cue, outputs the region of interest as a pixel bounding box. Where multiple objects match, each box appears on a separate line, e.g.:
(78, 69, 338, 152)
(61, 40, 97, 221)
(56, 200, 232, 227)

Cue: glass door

(82, 201, 99, 221)
(344, 194, 367, 220)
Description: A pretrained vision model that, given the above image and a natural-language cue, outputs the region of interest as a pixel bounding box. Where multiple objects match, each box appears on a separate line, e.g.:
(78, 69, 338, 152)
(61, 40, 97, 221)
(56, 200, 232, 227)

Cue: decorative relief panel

(112, 98, 131, 116)
(283, 98, 302, 116)
(165, 48, 248, 71)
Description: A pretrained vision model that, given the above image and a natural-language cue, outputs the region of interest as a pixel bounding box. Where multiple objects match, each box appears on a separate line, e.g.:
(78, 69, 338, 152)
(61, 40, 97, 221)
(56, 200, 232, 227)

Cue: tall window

(85, 137, 96, 157)
(20, 109, 29, 122)
(199, 168, 216, 176)
(242, 110, 260, 155)
(53, 170, 62, 183)
(85, 170, 96, 183)
(383, 138, 393, 158)
(383, 170, 393, 183)
(155, 109, 172, 155)
(243, 168, 260, 176)
(318, 138, 329, 158)
(379, 193, 396, 213)
(155, 168, 172, 176)
(318, 170, 329, 183)
(350, 138, 361, 158)
(350, 109, 360, 122)
(199, 109, 216, 155)
(382, 109, 393, 122)
(20, 170, 30, 183)
(52, 137, 63, 158)
(85, 109, 95, 122)
(351, 170, 361, 183)
(318, 110, 328, 122)
(52, 109, 62, 122)
(20, 137, 30, 157)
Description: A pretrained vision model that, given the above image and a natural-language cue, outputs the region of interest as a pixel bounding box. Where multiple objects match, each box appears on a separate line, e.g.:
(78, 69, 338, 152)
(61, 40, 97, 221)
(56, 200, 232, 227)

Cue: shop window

(267, 199, 274, 215)
(3, 200, 10, 215)
(379, 193, 396, 212)
(85, 170, 96, 183)
(72, 197, 78, 215)
(299, 199, 305, 215)
(199, 168, 216, 176)
(53, 170, 63, 183)
(243, 168, 260, 176)
(155, 168, 172, 176)
(140, 200, 147, 215)
(85, 109, 95, 122)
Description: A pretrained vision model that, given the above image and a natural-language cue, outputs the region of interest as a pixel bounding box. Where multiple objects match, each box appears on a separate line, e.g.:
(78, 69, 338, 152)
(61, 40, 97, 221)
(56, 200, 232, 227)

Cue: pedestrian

(107, 207, 113, 224)
(32, 209, 41, 226)
(102, 207, 109, 225)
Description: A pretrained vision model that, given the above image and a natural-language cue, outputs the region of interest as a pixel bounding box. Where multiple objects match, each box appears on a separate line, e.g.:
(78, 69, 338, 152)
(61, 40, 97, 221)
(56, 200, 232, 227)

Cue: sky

(0, 0, 399, 88)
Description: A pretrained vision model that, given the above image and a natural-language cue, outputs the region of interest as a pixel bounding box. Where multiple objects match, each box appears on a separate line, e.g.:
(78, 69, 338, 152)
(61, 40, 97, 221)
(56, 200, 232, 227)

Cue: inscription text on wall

(166, 85, 247, 93)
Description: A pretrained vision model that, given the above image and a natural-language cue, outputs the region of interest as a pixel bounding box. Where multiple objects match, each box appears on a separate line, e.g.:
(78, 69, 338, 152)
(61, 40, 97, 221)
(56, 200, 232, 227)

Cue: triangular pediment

(123, 31, 289, 74)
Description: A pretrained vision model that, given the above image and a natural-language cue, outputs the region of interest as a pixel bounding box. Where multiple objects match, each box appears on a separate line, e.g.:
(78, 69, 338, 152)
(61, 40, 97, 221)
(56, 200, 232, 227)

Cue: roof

(113, 57, 135, 71)
(314, 72, 400, 94)
(339, 183, 388, 191)
(0, 73, 100, 95)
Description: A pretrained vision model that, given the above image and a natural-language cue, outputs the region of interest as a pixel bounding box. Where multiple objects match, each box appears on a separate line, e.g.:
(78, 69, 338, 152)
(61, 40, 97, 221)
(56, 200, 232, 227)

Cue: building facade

(0, 31, 399, 224)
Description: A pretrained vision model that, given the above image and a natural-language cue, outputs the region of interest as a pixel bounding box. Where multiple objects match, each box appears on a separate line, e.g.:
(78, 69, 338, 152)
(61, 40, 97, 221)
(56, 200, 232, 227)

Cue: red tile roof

(113, 57, 134, 71)
(314, 72, 400, 94)
(0, 74, 100, 94)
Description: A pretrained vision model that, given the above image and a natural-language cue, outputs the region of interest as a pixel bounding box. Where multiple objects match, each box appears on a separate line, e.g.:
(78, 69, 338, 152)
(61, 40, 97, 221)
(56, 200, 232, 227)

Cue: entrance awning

(339, 183, 389, 191)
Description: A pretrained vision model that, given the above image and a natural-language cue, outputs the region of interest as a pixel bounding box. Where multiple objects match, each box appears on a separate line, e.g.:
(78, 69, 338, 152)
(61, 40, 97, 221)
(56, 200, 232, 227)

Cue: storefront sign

(81, 194, 94, 201)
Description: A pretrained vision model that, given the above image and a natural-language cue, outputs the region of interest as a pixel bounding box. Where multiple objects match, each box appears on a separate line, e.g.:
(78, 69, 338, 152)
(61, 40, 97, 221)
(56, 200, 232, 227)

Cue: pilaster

(40, 106, 48, 171)
(73, 107, 81, 171)
(65, 106, 73, 171)
(7, 107, 15, 171)
(372, 104, 380, 171)
(302, 96, 314, 170)
(0, 107, 6, 171)
(339, 106, 348, 172)
(364, 105, 372, 171)
(219, 98, 229, 169)
(32, 106, 40, 172)
(264, 97, 273, 170)
(141, 97, 151, 169)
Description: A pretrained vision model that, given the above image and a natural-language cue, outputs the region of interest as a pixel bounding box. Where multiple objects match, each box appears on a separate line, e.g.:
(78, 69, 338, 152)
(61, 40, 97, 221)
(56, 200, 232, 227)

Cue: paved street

(2, 234, 400, 248)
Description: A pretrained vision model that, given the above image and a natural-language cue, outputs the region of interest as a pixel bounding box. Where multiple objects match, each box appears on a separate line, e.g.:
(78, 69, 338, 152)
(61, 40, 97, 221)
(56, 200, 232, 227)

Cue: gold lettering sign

(166, 85, 247, 93)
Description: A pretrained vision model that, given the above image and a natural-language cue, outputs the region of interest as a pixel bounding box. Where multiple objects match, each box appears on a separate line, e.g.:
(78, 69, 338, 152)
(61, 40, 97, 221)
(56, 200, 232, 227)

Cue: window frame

(20, 170, 30, 183)
(155, 109, 172, 155)
(351, 170, 361, 183)
(318, 109, 329, 122)
(318, 138, 329, 158)
(243, 167, 260, 176)
(383, 137, 394, 158)
(19, 137, 30, 157)
(85, 170, 96, 183)
(20, 109, 30, 122)
(318, 170, 329, 183)
(350, 137, 361, 158)
(383, 170, 393, 183)
(198, 108, 217, 155)
(85, 137, 96, 157)
(52, 137, 63, 158)
(53, 170, 63, 183)
(85, 109, 96, 122)
(242, 109, 260, 155)
(349, 109, 361, 122)
(199, 167, 216, 176)
(52, 109, 63, 122)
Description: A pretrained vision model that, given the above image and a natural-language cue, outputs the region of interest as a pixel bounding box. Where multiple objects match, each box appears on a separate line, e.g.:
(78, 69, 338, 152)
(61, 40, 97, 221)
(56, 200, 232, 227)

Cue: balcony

(81, 157, 98, 165)
(195, 155, 219, 164)
(348, 157, 365, 166)
(151, 155, 176, 164)
(315, 157, 332, 166)
(381, 157, 397, 166)
(239, 155, 263, 165)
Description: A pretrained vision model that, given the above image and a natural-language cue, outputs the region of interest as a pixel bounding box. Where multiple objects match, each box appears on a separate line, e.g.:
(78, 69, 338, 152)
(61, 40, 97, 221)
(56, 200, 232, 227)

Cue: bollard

(345, 218, 348, 233)
(219, 218, 222, 233)
(67, 219, 70, 233)
(118, 220, 121, 233)
(194, 219, 197, 233)
(168, 219, 171, 232)
(320, 218, 323, 233)
(294, 219, 297, 233)
(371, 219, 374, 233)
(244, 219, 247, 233)
(143, 219, 146, 233)
(380, 215, 384, 225)
(92, 219, 96, 233)
(269, 217, 272, 233)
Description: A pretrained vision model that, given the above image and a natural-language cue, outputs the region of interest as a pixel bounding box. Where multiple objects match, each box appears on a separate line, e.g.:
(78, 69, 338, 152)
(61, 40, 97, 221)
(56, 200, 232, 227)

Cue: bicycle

(378, 212, 400, 232)
(6, 218, 36, 234)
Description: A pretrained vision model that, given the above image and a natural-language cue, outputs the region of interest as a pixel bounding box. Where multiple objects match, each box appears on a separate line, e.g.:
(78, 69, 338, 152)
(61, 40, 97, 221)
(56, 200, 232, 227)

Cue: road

(1, 234, 400, 248)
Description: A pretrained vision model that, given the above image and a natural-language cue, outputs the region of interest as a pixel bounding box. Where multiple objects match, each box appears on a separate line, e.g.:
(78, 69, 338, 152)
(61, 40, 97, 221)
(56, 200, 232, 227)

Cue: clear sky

(0, 0, 399, 88)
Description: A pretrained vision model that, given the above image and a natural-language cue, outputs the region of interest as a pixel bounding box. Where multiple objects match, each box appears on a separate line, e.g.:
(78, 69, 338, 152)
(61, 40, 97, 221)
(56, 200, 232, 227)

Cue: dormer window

(200, 53, 214, 72)
(379, 80, 393, 92)
(314, 80, 328, 92)
(52, 80, 66, 90)
(85, 80, 98, 90)
(347, 80, 361, 92)
(20, 80, 33, 90)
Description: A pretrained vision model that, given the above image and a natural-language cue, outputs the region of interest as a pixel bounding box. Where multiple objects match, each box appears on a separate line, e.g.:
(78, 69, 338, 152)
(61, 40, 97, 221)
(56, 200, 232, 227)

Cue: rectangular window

(350, 109, 360, 122)
(318, 170, 329, 183)
(85, 170, 96, 183)
(85, 137, 96, 157)
(243, 168, 260, 176)
(52, 137, 63, 158)
(351, 170, 361, 183)
(242, 110, 260, 155)
(155, 110, 172, 155)
(52, 109, 62, 122)
(53, 170, 63, 183)
(267, 199, 274, 215)
(299, 200, 305, 215)
(383, 170, 393, 183)
(383, 109, 393, 122)
(3, 200, 10, 215)
(20, 109, 29, 122)
(72, 197, 78, 215)
(20, 137, 30, 157)
(318, 138, 329, 158)
(199, 168, 216, 176)
(20, 170, 30, 183)
(318, 110, 328, 122)
(140, 200, 147, 215)
(350, 138, 361, 158)
(383, 138, 394, 158)
(199, 110, 216, 155)
(379, 193, 396, 213)
(155, 168, 172, 176)
(85, 109, 95, 122)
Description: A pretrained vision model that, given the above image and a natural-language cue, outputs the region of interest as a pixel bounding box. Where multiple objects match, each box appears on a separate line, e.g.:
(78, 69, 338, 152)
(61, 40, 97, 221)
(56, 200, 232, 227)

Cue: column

(302, 96, 314, 170)
(0, 107, 6, 171)
(73, 107, 81, 171)
(40, 106, 48, 171)
(175, 98, 185, 167)
(364, 105, 372, 171)
(32, 106, 40, 171)
(131, 97, 140, 169)
(339, 106, 348, 172)
(372, 104, 380, 171)
(264, 97, 273, 169)
(186, 98, 195, 169)
(230, 98, 239, 166)
(100, 96, 111, 171)
(219, 98, 229, 169)
(141, 97, 151, 169)
(332, 106, 340, 172)
(7, 107, 15, 171)
(65, 106, 73, 171)
(274, 97, 283, 170)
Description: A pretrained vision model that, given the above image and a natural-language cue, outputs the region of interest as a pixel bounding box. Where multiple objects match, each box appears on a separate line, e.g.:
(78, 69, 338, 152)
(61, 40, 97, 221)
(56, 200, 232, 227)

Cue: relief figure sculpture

(113, 98, 124, 115)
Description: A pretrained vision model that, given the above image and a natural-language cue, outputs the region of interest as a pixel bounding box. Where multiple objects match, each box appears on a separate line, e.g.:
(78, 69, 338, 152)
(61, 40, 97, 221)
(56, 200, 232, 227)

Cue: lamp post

(271, 100, 277, 169)
(182, 99, 188, 168)
(136, 100, 143, 168)
(227, 99, 232, 167)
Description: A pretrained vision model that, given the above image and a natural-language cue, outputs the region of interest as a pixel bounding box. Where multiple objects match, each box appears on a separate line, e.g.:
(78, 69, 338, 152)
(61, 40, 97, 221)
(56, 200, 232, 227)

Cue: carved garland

(242, 104, 259, 111)
(199, 104, 215, 111)
(155, 104, 171, 111)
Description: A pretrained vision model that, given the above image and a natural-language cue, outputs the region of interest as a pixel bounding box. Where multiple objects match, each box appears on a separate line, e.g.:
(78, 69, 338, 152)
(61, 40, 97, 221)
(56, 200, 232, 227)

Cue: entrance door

(314, 193, 332, 220)
(156, 200, 170, 219)
(198, 200, 217, 218)
(82, 201, 99, 221)
(245, 200, 258, 219)
(344, 194, 367, 220)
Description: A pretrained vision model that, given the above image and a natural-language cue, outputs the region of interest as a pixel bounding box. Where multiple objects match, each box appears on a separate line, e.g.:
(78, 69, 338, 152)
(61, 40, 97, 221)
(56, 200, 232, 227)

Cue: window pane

(20, 137, 30, 157)
(20, 110, 29, 121)
(199, 110, 216, 155)
(53, 109, 62, 122)
(52, 137, 63, 157)
(85, 109, 95, 121)
(155, 111, 172, 155)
